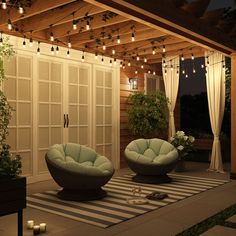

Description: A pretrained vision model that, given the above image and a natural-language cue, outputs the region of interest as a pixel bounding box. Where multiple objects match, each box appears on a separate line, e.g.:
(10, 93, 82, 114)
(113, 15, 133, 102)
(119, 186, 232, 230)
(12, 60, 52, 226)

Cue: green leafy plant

(0, 37, 21, 179)
(127, 91, 168, 137)
(170, 131, 195, 160)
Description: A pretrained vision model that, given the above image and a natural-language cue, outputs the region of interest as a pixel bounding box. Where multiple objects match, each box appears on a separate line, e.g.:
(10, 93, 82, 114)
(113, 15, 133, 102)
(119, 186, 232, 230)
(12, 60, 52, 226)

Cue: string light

(171, 64, 173, 71)
(144, 57, 147, 63)
(37, 42, 40, 55)
(109, 59, 112, 66)
(191, 53, 194, 60)
(19, 5, 24, 14)
(101, 57, 104, 64)
(7, 19, 12, 30)
(72, 13, 77, 30)
(68, 41, 72, 48)
(22, 36, 26, 48)
(181, 54, 184, 61)
(182, 69, 185, 74)
(56, 45, 59, 54)
(131, 32, 135, 42)
(128, 61, 131, 66)
(95, 52, 98, 59)
(136, 55, 140, 61)
(86, 21, 90, 30)
(162, 45, 166, 53)
(0, 32, 3, 46)
(67, 49, 70, 57)
(153, 71, 156, 75)
(122, 64, 125, 69)
(164, 69, 167, 76)
(152, 47, 156, 55)
(112, 48, 115, 55)
(141, 64, 144, 69)
(117, 35, 120, 44)
(102, 42, 106, 50)
(163, 59, 166, 67)
(50, 31, 54, 42)
(114, 58, 117, 65)
(185, 74, 188, 78)
(51, 46, 54, 55)
(120, 61, 122, 68)
(193, 68, 196, 73)
(2, 0, 7, 9)
(135, 69, 138, 74)
(81, 52, 85, 62)
(148, 70, 151, 74)
(201, 64, 204, 68)
(29, 37, 33, 47)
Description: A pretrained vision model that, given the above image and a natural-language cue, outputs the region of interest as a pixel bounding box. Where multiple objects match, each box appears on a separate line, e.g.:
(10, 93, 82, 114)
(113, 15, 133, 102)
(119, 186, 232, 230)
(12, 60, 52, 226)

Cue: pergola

(0, 0, 236, 176)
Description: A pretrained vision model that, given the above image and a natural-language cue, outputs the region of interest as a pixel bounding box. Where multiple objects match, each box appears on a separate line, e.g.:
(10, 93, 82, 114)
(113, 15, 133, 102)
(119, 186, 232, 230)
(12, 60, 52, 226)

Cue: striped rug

(27, 174, 228, 228)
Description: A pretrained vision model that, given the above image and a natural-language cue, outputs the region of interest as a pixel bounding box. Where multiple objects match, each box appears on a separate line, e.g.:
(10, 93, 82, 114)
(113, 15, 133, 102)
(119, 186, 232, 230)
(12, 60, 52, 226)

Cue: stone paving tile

(200, 225, 236, 236)
(227, 214, 236, 223)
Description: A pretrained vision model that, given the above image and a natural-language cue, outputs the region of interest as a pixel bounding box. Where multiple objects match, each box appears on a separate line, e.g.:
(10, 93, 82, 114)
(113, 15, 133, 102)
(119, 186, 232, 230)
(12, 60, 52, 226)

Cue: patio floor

(0, 161, 235, 236)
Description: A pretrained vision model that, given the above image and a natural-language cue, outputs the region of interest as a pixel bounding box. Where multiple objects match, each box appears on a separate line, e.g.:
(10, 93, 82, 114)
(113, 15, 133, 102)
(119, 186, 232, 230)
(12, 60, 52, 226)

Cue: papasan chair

(124, 138, 178, 183)
(45, 143, 114, 201)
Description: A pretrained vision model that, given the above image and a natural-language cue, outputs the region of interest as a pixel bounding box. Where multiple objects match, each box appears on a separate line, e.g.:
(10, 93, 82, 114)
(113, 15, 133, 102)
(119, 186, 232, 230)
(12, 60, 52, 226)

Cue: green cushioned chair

(45, 143, 114, 201)
(125, 138, 178, 183)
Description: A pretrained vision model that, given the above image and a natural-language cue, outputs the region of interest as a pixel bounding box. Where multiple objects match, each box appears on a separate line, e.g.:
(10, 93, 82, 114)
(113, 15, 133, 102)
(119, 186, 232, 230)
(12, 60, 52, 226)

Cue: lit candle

(39, 223, 47, 233)
(27, 220, 34, 229)
(33, 225, 40, 235)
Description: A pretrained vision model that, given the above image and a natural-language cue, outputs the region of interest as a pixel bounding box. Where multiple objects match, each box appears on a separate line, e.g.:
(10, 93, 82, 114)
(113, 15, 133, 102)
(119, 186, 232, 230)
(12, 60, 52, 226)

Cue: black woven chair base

(132, 174, 172, 184)
(57, 188, 107, 201)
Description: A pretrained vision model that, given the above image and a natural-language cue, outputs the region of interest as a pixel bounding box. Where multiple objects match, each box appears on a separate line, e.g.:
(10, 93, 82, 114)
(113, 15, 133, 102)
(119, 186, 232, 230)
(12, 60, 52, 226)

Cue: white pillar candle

(39, 223, 47, 233)
(33, 225, 40, 235)
(27, 220, 34, 229)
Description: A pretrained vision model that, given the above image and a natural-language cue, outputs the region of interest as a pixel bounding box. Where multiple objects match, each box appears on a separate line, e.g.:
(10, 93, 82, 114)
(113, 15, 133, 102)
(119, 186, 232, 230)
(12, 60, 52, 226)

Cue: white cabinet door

(3, 55, 33, 176)
(37, 59, 63, 174)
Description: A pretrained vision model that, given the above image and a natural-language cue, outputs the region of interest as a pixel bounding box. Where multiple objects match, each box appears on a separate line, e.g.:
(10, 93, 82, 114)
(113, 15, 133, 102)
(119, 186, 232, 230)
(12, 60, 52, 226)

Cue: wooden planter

(0, 176, 26, 236)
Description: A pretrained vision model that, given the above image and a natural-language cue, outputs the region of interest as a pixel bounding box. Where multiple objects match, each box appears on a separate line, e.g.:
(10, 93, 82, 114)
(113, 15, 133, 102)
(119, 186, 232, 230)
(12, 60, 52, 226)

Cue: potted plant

(0, 37, 25, 236)
(127, 91, 168, 138)
(170, 131, 195, 172)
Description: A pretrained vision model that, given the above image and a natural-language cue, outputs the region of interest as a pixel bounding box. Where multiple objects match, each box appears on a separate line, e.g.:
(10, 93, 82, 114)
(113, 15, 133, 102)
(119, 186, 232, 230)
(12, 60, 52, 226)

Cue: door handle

(66, 114, 69, 128)
(63, 114, 66, 128)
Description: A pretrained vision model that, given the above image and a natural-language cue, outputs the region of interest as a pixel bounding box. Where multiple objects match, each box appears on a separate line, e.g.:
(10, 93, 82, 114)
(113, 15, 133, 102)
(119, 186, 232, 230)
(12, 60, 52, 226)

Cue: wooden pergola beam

(83, 0, 236, 54)
(11, 1, 104, 33)
(0, 0, 77, 27)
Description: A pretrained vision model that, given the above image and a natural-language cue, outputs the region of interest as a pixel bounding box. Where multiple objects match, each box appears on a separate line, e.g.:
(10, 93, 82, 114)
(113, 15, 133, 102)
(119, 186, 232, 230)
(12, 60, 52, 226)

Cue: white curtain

(205, 51, 225, 173)
(162, 56, 180, 139)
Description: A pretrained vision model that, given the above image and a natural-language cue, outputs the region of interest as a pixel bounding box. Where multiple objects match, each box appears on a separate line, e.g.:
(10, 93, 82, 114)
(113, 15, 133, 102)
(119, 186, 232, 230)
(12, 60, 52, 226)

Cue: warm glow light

(68, 42, 72, 48)
(201, 64, 204, 68)
(153, 71, 156, 75)
(29, 37, 33, 47)
(185, 74, 188, 78)
(19, 6, 24, 14)
(67, 49, 70, 57)
(114, 58, 117, 65)
(182, 69, 185, 74)
(136, 55, 140, 61)
(109, 59, 112, 66)
(101, 57, 104, 64)
(191, 53, 194, 60)
(112, 49, 115, 55)
(51, 46, 54, 55)
(135, 69, 138, 74)
(2, 0, 7, 9)
(128, 61, 131, 67)
(131, 32, 135, 42)
(181, 54, 184, 61)
(144, 57, 147, 63)
(148, 70, 151, 74)
(117, 35, 120, 44)
(7, 19, 12, 30)
(22, 37, 26, 48)
(152, 47, 156, 55)
(50, 32, 54, 42)
(102, 43, 106, 50)
(86, 21, 90, 30)
(95, 52, 98, 59)
(73, 21, 77, 30)
(56, 46, 59, 54)
(193, 68, 196, 73)
(141, 64, 144, 69)
(82, 55, 85, 62)
(162, 45, 166, 53)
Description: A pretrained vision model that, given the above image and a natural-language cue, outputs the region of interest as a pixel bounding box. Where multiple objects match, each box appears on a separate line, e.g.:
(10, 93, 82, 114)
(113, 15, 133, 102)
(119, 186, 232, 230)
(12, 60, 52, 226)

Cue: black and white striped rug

(27, 174, 228, 228)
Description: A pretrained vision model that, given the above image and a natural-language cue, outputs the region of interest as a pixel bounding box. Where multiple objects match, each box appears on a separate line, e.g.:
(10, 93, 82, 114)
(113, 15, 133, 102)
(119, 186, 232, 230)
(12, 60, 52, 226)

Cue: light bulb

(128, 61, 131, 67)
(102, 43, 106, 50)
(141, 64, 144, 69)
(144, 57, 147, 63)
(19, 6, 24, 14)
(136, 55, 140, 61)
(193, 68, 196, 73)
(56, 46, 59, 54)
(112, 49, 115, 55)
(50, 32, 54, 42)
(22, 37, 26, 48)
(7, 19, 12, 30)
(73, 21, 77, 30)
(29, 37, 33, 47)
(109, 59, 112, 66)
(68, 42, 72, 48)
(163, 45, 166, 53)
(152, 47, 156, 55)
(117, 35, 120, 44)
(185, 74, 188, 78)
(135, 69, 138, 74)
(86, 21, 90, 30)
(114, 58, 117, 65)
(191, 53, 194, 60)
(201, 64, 204, 68)
(101, 57, 104, 64)
(182, 69, 185, 74)
(67, 50, 70, 57)
(153, 71, 156, 75)
(2, 0, 7, 9)
(181, 54, 184, 61)
(95, 52, 98, 59)
(51, 46, 54, 55)
(82, 55, 85, 62)
(131, 32, 135, 42)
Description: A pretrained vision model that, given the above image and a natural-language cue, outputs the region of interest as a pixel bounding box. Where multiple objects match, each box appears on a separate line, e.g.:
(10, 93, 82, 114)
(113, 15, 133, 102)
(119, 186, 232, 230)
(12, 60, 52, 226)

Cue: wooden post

(231, 52, 236, 179)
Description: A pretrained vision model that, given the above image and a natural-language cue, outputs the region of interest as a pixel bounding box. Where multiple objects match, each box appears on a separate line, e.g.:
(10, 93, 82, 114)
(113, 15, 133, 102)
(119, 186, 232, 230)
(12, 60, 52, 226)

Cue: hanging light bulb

(177, 70, 179, 75)
(206, 56, 209, 66)
(128, 61, 131, 67)
(19, 5, 24, 14)
(7, 19, 12, 30)
(68, 41, 72, 48)
(122, 64, 125, 69)
(86, 21, 90, 30)
(95, 52, 98, 60)
(171, 65, 173, 71)
(163, 59, 166, 67)
(117, 35, 120, 44)
(222, 64, 225, 71)
(102, 42, 106, 50)
(101, 57, 104, 64)
(193, 68, 196, 73)
(112, 48, 115, 55)
(73, 20, 77, 30)
(201, 64, 204, 68)
(109, 59, 112, 66)
(181, 54, 184, 61)
(144, 57, 147, 63)
(141, 64, 144, 69)
(81, 54, 85, 62)
(51, 46, 54, 55)
(29, 37, 33, 47)
(56, 46, 59, 54)
(131, 32, 135, 42)
(148, 70, 151, 74)
(191, 53, 194, 60)
(2, 0, 7, 9)
(185, 74, 188, 78)
(162, 45, 166, 53)
(135, 69, 138, 74)
(120, 61, 122, 68)
(182, 69, 185, 74)
(22, 36, 26, 48)
(114, 58, 117, 65)
(152, 47, 156, 55)
(0, 32, 3, 46)
(37, 42, 40, 55)
(67, 49, 70, 57)
(136, 55, 140, 61)
(50, 32, 54, 42)
(153, 71, 156, 75)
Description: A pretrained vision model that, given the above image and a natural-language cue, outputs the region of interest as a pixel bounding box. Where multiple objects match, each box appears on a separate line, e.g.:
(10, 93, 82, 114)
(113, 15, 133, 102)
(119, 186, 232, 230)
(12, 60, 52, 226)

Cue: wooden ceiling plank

(0, 0, 77, 27)
(16, 1, 105, 33)
(44, 12, 128, 40)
